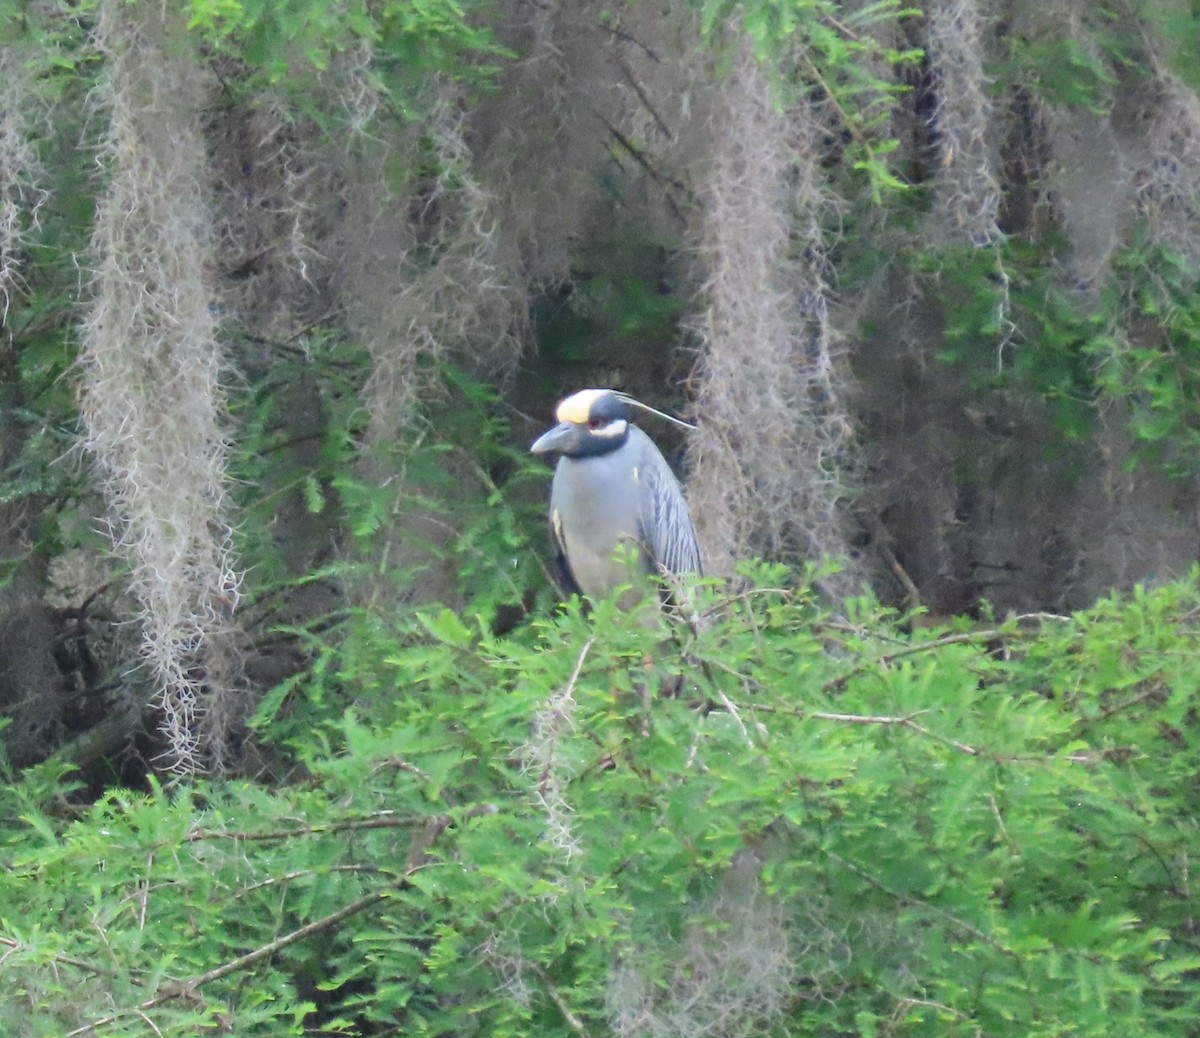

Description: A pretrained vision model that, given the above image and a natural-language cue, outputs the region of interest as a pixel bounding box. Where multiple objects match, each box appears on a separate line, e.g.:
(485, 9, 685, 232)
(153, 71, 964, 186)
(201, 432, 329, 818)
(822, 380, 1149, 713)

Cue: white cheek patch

(592, 418, 628, 439)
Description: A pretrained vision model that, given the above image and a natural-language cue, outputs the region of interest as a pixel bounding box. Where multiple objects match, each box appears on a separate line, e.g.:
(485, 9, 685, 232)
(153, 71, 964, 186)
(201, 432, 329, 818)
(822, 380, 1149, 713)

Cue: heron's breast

(552, 452, 647, 598)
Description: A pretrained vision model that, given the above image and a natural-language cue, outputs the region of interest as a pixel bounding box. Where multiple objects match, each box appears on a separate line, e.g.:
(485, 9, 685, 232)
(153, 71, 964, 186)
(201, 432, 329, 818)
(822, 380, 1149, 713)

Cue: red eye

(588, 418, 602, 430)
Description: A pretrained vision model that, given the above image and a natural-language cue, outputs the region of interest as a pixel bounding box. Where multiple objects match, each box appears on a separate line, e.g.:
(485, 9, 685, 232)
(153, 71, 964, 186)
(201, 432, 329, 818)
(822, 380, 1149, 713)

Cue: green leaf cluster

(184, 0, 512, 101)
(919, 232, 1200, 478)
(914, 243, 1103, 441)
(699, 0, 921, 200)
(1091, 242, 1200, 476)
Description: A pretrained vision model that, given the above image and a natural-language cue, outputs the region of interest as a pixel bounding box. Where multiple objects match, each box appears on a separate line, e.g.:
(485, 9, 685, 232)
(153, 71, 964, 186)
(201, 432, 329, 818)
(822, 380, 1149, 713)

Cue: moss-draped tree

(3, 0, 1200, 1033)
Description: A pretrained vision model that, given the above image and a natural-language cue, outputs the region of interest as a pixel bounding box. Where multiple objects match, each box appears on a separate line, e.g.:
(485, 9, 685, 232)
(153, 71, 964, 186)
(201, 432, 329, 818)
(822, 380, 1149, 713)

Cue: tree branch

(592, 111, 691, 225)
(0, 936, 129, 983)
(185, 810, 426, 843)
(743, 701, 1114, 764)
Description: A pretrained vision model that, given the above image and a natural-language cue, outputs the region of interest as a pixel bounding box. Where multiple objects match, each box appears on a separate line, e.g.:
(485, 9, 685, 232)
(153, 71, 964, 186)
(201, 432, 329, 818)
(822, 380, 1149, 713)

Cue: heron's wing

(548, 502, 585, 598)
(634, 431, 702, 579)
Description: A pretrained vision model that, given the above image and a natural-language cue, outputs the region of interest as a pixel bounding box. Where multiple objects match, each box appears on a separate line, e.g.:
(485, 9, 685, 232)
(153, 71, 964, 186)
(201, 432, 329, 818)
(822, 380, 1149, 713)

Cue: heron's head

(530, 388, 631, 458)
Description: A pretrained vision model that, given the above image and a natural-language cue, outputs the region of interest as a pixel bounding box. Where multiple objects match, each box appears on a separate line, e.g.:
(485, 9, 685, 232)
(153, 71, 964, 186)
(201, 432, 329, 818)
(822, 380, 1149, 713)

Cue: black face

(563, 391, 630, 458)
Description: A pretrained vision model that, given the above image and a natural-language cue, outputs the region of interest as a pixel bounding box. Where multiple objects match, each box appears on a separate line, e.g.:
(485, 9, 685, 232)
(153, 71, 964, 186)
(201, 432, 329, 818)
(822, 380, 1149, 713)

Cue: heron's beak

(530, 422, 581, 456)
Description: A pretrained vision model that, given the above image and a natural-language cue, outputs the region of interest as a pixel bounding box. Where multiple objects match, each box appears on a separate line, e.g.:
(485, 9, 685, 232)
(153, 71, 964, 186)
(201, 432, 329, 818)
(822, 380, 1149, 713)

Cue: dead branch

(532, 965, 593, 1038)
(610, 48, 673, 141)
(600, 22, 661, 63)
(593, 111, 691, 225)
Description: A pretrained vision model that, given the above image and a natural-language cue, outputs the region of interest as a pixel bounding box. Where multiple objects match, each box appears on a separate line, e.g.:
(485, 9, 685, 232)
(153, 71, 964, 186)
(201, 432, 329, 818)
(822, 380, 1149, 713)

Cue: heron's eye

(587, 418, 603, 430)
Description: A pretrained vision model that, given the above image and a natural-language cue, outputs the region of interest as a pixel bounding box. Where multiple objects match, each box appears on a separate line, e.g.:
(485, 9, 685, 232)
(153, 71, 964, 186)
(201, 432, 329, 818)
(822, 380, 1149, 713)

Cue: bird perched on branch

(530, 388, 701, 607)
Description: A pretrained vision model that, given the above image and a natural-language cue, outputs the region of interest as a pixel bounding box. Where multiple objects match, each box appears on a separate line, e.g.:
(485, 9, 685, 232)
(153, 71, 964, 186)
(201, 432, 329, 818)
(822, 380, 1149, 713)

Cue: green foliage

(184, 0, 512, 100)
(1091, 242, 1200, 476)
(1137, 0, 1200, 90)
(535, 273, 686, 365)
(1019, 32, 1120, 114)
(913, 244, 1102, 440)
(407, 370, 552, 622)
(228, 330, 371, 590)
(5, 569, 1200, 1034)
(997, 2, 1136, 115)
(230, 358, 551, 749)
(934, 231, 1200, 479)
(7, 0, 1200, 1028)
(0, 4, 98, 560)
(698, 0, 921, 199)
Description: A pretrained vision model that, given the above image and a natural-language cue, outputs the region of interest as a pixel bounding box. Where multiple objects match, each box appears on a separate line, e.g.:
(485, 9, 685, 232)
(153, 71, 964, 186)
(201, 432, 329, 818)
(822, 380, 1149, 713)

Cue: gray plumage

(531, 388, 701, 603)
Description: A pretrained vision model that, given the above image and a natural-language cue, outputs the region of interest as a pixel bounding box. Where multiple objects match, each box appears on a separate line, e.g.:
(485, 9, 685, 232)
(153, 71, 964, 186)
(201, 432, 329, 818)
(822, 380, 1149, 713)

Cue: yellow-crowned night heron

(530, 388, 701, 604)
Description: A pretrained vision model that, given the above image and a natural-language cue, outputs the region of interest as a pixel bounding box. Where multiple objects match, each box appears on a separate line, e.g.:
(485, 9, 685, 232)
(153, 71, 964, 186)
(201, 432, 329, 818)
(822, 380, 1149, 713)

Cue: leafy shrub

(3, 566, 1200, 1035)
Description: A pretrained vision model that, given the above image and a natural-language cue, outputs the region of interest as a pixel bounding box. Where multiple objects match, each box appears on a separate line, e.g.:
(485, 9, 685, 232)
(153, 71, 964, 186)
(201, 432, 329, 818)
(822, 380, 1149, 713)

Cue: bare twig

(823, 628, 1010, 692)
(137, 851, 152, 931)
(711, 685, 754, 747)
(893, 995, 973, 1024)
(1098, 684, 1168, 721)
(743, 701, 1115, 765)
(185, 810, 425, 843)
(235, 864, 385, 897)
(820, 612, 1073, 693)
(796, 48, 869, 149)
(878, 539, 923, 612)
(530, 961, 593, 1038)
(132, 1010, 162, 1038)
